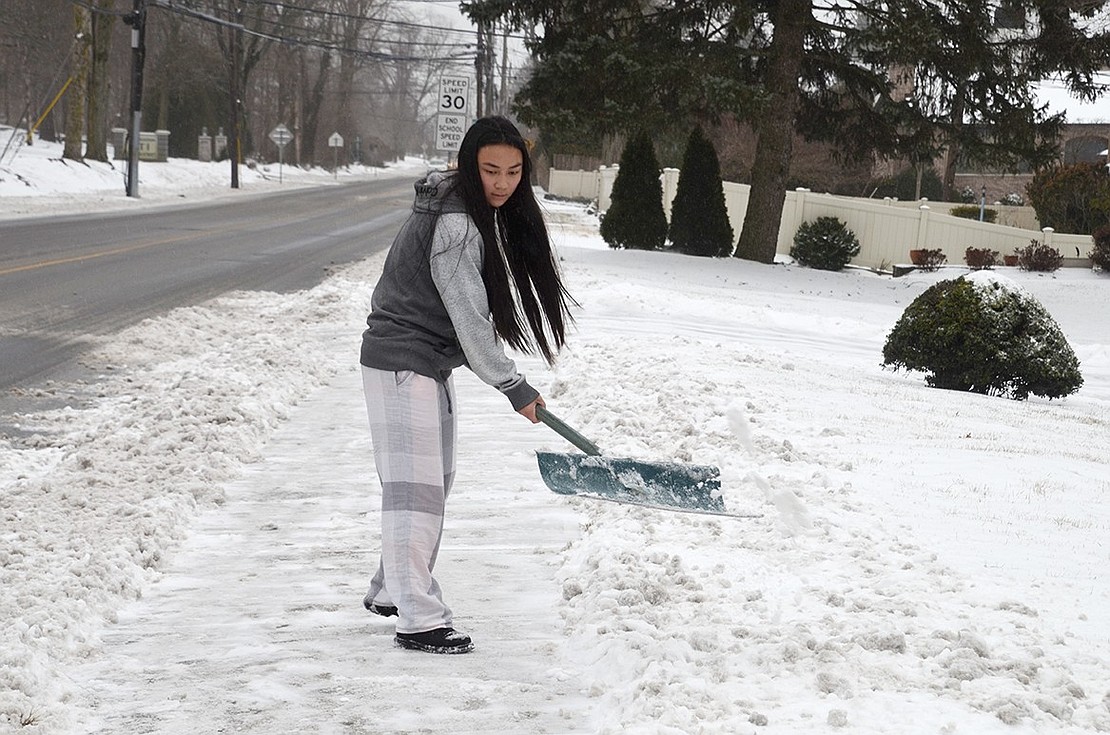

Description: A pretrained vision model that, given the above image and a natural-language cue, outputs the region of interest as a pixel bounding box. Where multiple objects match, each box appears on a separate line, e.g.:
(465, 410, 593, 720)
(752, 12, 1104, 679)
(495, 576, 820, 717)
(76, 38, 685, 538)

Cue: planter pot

(1004, 255, 1019, 266)
(909, 249, 926, 265)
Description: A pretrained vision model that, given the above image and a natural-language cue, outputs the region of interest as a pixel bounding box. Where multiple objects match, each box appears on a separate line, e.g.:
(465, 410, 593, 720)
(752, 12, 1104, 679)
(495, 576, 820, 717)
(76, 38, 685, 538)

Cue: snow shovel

(534, 405, 725, 514)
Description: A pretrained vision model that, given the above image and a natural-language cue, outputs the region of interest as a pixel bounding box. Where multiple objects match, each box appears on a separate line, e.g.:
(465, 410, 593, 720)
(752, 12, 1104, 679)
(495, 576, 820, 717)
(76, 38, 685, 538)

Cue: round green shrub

(882, 274, 1082, 400)
(950, 205, 998, 223)
(790, 216, 861, 271)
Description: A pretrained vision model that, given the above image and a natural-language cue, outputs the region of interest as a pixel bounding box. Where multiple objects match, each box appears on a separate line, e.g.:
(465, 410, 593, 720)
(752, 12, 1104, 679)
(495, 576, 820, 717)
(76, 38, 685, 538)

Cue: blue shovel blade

(536, 450, 724, 513)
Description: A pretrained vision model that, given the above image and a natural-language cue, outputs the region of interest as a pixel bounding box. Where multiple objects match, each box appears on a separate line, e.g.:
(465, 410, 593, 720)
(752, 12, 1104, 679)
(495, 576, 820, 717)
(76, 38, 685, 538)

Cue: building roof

(1035, 73, 1110, 124)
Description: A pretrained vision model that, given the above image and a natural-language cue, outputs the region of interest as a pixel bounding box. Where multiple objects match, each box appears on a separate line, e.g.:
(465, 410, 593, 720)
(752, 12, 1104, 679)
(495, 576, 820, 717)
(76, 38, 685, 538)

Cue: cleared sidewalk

(62, 364, 590, 735)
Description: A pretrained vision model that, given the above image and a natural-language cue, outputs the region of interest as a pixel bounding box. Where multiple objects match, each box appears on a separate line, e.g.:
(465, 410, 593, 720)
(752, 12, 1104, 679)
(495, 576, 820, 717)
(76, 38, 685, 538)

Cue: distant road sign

(269, 123, 293, 149)
(328, 132, 344, 148)
(436, 113, 467, 152)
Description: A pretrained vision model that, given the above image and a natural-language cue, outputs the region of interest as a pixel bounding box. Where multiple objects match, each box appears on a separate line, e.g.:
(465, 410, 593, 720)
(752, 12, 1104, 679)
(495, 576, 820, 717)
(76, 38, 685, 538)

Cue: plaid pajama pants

(361, 366, 457, 634)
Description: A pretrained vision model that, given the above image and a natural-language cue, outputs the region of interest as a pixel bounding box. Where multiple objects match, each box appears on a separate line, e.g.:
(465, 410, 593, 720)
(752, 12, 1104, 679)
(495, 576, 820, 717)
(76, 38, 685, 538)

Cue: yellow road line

(0, 228, 226, 277)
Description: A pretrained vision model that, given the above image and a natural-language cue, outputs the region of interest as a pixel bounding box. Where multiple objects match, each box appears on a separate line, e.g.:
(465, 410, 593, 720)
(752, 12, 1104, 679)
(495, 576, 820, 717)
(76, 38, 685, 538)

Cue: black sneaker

(363, 598, 398, 618)
(394, 628, 474, 654)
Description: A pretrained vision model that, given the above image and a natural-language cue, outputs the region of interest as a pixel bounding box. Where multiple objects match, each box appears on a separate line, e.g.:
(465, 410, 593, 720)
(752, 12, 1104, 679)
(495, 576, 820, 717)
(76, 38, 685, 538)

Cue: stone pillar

(198, 127, 212, 162)
(155, 130, 170, 162)
(214, 127, 228, 160)
(111, 127, 128, 160)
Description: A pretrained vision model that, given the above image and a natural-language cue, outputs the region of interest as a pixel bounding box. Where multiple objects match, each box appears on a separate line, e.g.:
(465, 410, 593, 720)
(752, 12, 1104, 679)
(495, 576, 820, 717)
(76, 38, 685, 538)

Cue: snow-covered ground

(0, 125, 419, 220)
(2, 130, 1109, 734)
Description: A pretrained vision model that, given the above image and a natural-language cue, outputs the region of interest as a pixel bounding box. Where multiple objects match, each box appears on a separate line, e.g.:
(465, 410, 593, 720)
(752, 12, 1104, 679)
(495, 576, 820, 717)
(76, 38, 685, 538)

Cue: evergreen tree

(669, 127, 734, 257)
(599, 131, 667, 251)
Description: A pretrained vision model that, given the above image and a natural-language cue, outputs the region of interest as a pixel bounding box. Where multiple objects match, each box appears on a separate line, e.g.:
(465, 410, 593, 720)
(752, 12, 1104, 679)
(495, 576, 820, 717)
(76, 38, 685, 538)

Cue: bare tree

(1, 0, 70, 144)
(63, 3, 91, 160)
(85, 0, 116, 161)
(1, 0, 475, 168)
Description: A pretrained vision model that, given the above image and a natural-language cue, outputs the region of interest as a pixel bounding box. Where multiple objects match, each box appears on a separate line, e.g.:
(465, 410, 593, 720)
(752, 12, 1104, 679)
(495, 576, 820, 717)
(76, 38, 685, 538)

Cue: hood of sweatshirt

(412, 170, 467, 217)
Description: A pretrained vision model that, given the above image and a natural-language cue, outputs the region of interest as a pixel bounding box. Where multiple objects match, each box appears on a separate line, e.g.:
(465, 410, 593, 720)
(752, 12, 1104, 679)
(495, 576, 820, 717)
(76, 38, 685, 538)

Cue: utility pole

(474, 20, 496, 118)
(228, 1, 242, 189)
(475, 21, 485, 118)
(499, 23, 509, 115)
(484, 23, 495, 117)
(124, 0, 146, 197)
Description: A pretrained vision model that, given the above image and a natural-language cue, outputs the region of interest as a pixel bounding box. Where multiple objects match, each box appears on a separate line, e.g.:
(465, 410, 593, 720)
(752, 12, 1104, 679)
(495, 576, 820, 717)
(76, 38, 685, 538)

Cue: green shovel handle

(536, 405, 602, 457)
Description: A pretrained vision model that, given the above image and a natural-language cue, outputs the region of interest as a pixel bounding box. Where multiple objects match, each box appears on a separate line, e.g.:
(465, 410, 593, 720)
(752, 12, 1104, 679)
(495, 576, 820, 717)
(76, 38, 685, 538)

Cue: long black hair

(450, 116, 575, 365)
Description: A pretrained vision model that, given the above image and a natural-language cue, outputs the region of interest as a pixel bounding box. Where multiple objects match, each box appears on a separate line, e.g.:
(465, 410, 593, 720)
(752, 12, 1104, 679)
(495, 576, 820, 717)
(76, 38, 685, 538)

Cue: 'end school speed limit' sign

(436, 77, 470, 152)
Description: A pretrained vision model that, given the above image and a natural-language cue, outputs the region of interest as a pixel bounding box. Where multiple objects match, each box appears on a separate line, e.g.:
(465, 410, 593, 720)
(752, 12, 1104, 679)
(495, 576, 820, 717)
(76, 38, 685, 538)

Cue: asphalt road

(0, 177, 414, 424)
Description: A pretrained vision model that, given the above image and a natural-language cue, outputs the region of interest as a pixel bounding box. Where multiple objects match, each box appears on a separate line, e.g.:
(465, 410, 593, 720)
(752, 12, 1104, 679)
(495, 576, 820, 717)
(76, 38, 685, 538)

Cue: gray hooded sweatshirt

(360, 171, 539, 411)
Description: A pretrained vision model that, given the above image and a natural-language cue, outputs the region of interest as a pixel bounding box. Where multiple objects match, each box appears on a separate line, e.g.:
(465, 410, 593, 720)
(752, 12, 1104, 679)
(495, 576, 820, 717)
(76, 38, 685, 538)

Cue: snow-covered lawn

(2, 131, 1109, 733)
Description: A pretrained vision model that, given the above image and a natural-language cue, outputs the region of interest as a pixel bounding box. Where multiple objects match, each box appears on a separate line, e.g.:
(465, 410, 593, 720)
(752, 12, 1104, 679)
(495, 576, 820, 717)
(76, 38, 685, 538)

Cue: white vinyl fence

(547, 166, 1094, 271)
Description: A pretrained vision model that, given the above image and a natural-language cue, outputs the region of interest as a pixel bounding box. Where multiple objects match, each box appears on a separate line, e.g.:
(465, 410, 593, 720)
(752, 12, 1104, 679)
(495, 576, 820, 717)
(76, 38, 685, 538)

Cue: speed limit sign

(436, 77, 471, 152)
(439, 77, 470, 114)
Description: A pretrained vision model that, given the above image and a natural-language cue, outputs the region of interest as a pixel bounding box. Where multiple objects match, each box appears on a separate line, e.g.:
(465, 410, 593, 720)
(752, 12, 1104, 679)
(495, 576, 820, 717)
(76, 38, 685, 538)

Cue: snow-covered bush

(882, 273, 1082, 400)
(790, 216, 860, 271)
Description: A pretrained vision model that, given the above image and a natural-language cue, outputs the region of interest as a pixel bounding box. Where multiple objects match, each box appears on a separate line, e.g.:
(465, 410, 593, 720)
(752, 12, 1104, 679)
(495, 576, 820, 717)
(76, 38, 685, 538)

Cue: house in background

(953, 75, 1110, 205)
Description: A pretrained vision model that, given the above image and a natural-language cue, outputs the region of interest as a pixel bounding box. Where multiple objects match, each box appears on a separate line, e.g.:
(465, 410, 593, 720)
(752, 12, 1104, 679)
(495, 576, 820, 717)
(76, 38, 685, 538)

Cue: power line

(66, 0, 136, 17)
(237, 0, 533, 42)
(196, 9, 477, 50)
(238, 0, 486, 39)
(64, 0, 478, 64)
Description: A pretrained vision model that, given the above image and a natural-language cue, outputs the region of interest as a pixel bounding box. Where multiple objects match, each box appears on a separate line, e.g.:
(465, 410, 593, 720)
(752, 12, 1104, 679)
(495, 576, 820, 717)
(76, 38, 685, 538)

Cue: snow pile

(0, 272, 382, 726)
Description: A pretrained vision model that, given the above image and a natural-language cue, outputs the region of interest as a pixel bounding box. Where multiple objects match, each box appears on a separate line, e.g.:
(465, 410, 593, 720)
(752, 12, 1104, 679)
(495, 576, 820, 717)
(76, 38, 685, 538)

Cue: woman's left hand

(518, 396, 545, 423)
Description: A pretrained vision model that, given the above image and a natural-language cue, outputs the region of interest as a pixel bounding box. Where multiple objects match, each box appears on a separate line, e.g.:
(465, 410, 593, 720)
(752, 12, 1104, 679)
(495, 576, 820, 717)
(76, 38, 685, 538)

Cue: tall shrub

(668, 127, 733, 257)
(600, 131, 668, 250)
(1092, 225, 1110, 272)
(1025, 162, 1110, 235)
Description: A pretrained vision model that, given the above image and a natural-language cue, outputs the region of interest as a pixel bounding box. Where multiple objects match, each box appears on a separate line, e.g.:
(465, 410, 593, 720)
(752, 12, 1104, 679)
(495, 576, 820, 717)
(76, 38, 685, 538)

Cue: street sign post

(435, 77, 470, 153)
(328, 132, 344, 179)
(268, 123, 293, 183)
